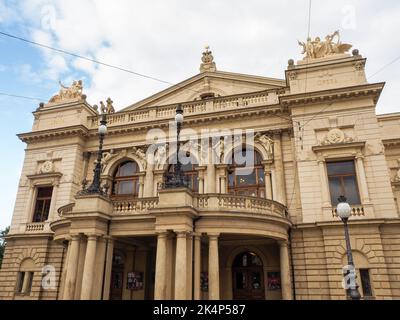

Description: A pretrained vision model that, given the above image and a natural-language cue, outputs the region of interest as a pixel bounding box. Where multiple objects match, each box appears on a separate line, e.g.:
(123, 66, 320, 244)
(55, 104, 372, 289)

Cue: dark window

(16, 272, 25, 293)
(228, 148, 265, 197)
(168, 163, 199, 192)
(327, 161, 360, 206)
(233, 252, 263, 267)
(360, 269, 373, 297)
(32, 187, 53, 222)
(200, 92, 215, 100)
(16, 272, 33, 294)
(112, 161, 140, 198)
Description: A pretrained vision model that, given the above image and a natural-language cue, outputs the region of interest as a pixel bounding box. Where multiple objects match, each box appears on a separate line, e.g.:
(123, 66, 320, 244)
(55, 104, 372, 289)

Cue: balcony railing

(331, 205, 365, 217)
(88, 89, 284, 129)
(111, 194, 288, 218)
(25, 222, 45, 232)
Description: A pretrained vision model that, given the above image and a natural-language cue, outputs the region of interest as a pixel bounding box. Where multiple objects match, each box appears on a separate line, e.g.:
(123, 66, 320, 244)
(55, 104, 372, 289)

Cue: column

(154, 232, 168, 300)
(273, 132, 287, 205)
(80, 234, 98, 300)
(271, 168, 277, 202)
(138, 174, 145, 198)
(279, 241, 293, 300)
(102, 237, 114, 300)
(48, 181, 59, 221)
(355, 153, 370, 203)
(143, 162, 154, 197)
(206, 144, 216, 193)
(263, 164, 273, 199)
(63, 234, 81, 300)
(21, 271, 32, 294)
(194, 235, 202, 300)
(175, 232, 188, 300)
(318, 157, 331, 207)
(216, 165, 228, 194)
(208, 234, 220, 300)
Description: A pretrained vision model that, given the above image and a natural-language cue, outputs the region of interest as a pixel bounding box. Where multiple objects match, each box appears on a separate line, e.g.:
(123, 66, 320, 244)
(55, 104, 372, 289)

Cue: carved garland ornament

(319, 128, 354, 146)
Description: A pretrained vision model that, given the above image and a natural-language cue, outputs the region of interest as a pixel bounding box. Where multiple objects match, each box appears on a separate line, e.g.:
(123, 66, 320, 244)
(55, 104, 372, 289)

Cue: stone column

(317, 157, 331, 207)
(206, 144, 216, 193)
(208, 234, 220, 300)
(21, 271, 32, 294)
(279, 241, 293, 300)
(153, 170, 165, 196)
(154, 232, 168, 300)
(48, 181, 59, 221)
(63, 234, 81, 300)
(273, 132, 287, 205)
(194, 234, 202, 300)
(102, 237, 114, 300)
(216, 165, 228, 194)
(143, 162, 154, 198)
(175, 232, 189, 300)
(271, 168, 277, 202)
(80, 234, 98, 300)
(355, 153, 370, 204)
(196, 167, 206, 194)
(263, 162, 273, 199)
(138, 174, 145, 198)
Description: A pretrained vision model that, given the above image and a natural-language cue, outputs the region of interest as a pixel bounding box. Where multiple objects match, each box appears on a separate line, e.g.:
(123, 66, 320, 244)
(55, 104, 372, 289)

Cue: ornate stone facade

(1, 37, 400, 301)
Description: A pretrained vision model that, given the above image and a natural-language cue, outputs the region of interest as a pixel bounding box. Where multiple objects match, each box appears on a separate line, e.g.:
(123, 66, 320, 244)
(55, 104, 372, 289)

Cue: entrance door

(110, 251, 124, 300)
(232, 252, 265, 300)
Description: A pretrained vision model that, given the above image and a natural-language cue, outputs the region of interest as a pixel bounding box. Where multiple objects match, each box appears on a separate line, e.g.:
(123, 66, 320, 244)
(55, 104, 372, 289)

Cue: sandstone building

(1, 34, 400, 300)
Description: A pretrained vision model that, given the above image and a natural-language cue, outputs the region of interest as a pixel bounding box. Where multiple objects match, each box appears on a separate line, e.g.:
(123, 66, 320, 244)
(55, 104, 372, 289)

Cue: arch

(111, 160, 141, 197)
(14, 248, 41, 269)
(226, 245, 269, 269)
(19, 258, 37, 271)
(104, 154, 146, 176)
(222, 141, 270, 165)
(161, 149, 201, 172)
(341, 250, 370, 268)
(186, 86, 227, 102)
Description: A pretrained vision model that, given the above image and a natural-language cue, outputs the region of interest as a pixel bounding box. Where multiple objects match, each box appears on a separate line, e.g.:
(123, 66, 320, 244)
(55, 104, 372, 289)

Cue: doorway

(232, 251, 265, 300)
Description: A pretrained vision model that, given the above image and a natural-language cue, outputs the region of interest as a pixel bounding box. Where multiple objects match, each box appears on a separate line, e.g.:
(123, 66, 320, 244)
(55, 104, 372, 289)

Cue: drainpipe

(101, 219, 111, 300)
(288, 227, 296, 300)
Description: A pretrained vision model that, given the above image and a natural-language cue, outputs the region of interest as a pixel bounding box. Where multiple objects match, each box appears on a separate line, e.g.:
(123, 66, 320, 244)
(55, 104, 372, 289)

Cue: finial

(200, 45, 216, 73)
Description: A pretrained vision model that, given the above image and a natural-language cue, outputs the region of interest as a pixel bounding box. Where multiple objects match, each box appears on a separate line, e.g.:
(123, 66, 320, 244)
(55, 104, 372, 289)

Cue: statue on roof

(298, 31, 352, 60)
(49, 80, 83, 103)
(200, 45, 217, 73)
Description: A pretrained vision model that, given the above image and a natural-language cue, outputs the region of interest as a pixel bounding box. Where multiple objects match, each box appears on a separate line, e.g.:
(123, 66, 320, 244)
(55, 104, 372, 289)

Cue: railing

(195, 194, 288, 218)
(25, 223, 45, 232)
(331, 206, 365, 217)
(88, 89, 285, 128)
(113, 197, 159, 214)
(57, 203, 75, 217)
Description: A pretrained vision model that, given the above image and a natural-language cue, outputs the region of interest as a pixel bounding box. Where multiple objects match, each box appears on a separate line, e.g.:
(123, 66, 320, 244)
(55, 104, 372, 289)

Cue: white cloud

(11, 0, 400, 113)
(15, 63, 42, 83)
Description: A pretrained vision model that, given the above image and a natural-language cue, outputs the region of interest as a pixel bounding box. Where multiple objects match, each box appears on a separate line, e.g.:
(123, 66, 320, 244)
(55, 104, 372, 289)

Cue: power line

(368, 54, 400, 79)
(0, 92, 44, 101)
(0, 30, 202, 95)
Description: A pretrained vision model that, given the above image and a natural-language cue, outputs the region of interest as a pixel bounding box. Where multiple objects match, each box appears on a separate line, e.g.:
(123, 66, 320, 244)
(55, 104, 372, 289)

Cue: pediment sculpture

(319, 128, 354, 146)
(298, 30, 352, 60)
(49, 80, 83, 103)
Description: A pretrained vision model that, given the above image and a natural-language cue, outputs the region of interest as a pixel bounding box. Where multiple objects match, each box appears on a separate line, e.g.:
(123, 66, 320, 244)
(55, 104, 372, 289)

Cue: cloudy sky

(0, 0, 399, 229)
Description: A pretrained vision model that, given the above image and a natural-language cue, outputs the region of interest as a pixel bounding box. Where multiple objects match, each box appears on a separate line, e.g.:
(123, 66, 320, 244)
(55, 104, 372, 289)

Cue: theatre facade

(1, 33, 400, 300)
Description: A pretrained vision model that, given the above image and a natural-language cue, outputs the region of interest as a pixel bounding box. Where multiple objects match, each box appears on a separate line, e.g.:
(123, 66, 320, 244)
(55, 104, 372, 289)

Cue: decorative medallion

(40, 160, 54, 174)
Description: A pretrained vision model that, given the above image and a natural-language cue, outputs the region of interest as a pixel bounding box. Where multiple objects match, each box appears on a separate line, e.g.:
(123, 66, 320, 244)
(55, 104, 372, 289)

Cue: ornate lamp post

(337, 195, 361, 300)
(165, 104, 187, 188)
(84, 113, 108, 195)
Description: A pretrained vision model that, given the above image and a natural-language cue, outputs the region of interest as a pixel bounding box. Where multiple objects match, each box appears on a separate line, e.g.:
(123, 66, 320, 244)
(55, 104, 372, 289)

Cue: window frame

(32, 186, 53, 223)
(326, 160, 361, 206)
(111, 161, 141, 198)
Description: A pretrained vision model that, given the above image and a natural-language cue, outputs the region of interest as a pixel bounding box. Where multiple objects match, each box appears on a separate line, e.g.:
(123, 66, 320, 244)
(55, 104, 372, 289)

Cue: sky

(0, 0, 399, 230)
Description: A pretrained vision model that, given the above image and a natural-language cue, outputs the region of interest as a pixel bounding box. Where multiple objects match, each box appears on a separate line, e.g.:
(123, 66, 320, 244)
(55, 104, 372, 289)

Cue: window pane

(17, 272, 25, 293)
(117, 162, 138, 177)
(329, 177, 342, 206)
(327, 161, 356, 176)
(343, 176, 361, 205)
(360, 269, 373, 297)
(33, 200, 45, 222)
(251, 272, 262, 289)
(117, 181, 134, 194)
(37, 187, 53, 198)
(235, 272, 246, 290)
(236, 172, 256, 186)
(257, 168, 265, 186)
(228, 173, 234, 187)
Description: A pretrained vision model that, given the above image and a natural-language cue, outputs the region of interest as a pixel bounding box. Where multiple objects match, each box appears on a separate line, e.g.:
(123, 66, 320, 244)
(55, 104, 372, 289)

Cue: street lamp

(164, 104, 187, 188)
(84, 113, 108, 195)
(337, 195, 361, 300)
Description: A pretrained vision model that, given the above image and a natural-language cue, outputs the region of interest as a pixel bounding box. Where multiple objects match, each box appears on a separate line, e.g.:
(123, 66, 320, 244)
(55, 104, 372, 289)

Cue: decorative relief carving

(39, 160, 54, 174)
(354, 61, 366, 71)
(365, 141, 385, 156)
(131, 146, 147, 170)
(319, 128, 354, 146)
(288, 71, 298, 81)
(154, 144, 168, 169)
(255, 133, 274, 160)
(200, 45, 217, 73)
(298, 30, 352, 60)
(101, 149, 118, 172)
(393, 159, 400, 183)
(49, 80, 83, 103)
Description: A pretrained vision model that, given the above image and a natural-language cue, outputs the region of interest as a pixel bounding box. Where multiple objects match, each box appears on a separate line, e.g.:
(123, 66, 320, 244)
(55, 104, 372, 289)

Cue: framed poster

(200, 272, 208, 291)
(127, 271, 144, 290)
(267, 272, 281, 290)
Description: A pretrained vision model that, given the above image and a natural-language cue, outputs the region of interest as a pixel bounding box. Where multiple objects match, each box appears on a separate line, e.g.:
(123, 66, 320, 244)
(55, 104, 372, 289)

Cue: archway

(232, 251, 265, 300)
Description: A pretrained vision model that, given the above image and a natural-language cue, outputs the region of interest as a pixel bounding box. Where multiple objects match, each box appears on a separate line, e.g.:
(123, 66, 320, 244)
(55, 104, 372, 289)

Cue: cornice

(17, 125, 89, 143)
(312, 141, 366, 152)
(280, 82, 385, 107)
(382, 138, 400, 147)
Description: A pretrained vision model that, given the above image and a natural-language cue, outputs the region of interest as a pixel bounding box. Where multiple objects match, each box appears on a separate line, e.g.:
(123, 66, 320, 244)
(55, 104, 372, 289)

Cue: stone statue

(49, 80, 83, 103)
(200, 45, 217, 73)
(101, 149, 118, 172)
(100, 101, 107, 114)
(154, 144, 168, 169)
(106, 97, 115, 114)
(298, 31, 352, 60)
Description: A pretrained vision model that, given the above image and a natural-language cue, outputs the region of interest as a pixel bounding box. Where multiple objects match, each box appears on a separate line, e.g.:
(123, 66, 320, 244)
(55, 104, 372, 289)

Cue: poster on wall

(267, 272, 281, 290)
(127, 271, 144, 290)
(200, 272, 208, 291)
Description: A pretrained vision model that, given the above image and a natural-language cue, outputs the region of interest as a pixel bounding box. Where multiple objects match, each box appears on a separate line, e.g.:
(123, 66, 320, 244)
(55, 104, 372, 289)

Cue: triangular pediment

(122, 70, 285, 111)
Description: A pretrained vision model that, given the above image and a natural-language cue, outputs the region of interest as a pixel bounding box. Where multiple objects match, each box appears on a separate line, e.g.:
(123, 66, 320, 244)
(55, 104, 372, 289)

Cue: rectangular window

(16, 272, 25, 293)
(16, 272, 33, 294)
(360, 269, 373, 297)
(32, 187, 53, 222)
(327, 161, 360, 206)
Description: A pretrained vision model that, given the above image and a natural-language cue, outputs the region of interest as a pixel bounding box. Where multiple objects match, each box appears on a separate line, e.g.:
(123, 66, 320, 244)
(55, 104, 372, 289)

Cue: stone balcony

(111, 194, 288, 219)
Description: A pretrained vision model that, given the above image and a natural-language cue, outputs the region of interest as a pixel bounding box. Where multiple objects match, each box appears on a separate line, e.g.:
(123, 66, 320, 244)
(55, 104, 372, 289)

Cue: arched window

(168, 163, 199, 192)
(233, 251, 263, 267)
(228, 147, 265, 197)
(112, 161, 140, 197)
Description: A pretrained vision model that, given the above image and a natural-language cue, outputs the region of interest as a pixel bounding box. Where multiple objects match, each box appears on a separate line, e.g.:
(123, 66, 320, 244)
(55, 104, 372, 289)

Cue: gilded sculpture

(298, 31, 352, 60)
